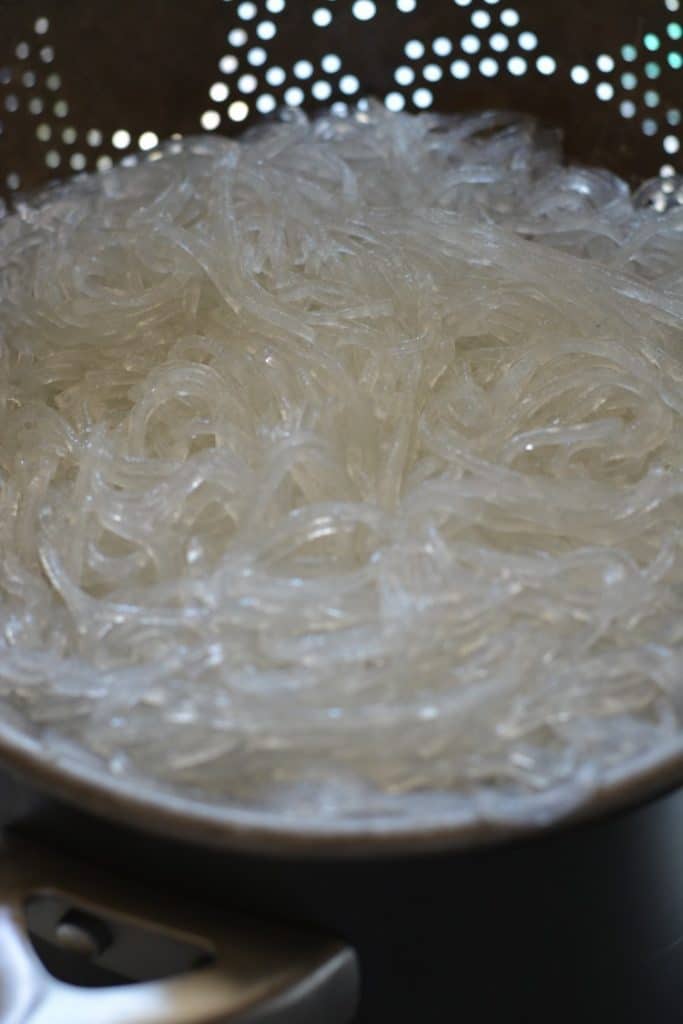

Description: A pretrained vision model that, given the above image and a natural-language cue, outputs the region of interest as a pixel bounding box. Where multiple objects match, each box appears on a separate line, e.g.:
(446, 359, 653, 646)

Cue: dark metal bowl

(0, 3, 681, 1022)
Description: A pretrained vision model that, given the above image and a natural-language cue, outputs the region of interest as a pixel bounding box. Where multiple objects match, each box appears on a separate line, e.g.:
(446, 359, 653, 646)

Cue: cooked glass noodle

(0, 105, 682, 829)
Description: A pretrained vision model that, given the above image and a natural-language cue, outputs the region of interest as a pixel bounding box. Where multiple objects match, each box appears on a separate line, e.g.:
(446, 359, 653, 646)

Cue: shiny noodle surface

(0, 106, 681, 827)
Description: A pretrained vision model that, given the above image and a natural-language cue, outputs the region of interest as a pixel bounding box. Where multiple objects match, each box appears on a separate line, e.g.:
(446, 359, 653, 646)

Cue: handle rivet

(54, 909, 112, 957)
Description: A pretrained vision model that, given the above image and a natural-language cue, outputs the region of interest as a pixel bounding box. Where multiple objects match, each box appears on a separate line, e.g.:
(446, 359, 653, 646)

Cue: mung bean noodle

(0, 105, 681, 828)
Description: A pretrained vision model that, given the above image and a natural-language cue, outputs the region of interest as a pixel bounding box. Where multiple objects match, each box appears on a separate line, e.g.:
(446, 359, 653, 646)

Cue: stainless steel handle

(0, 836, 359, 1024)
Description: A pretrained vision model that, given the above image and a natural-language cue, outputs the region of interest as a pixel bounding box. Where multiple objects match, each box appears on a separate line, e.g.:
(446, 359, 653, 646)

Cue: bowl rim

(0, 718, 681, 858)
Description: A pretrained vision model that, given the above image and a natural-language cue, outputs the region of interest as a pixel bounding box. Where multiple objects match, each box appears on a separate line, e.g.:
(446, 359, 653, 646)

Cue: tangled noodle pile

(0, 105, 681, 828)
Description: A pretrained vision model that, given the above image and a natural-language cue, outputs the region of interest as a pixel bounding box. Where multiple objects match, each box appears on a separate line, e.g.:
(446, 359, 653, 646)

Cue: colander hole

(284, 85, 304, 105)
(112, 129, 131, 149)
(321, 54, 341, 74)
(138, 132, 159, 151)
(265, 66, 286, 86)
(385, 92, 405, 111)
(247, 47, 267, 67)
(395, 66, 415, 86)
(238, 74, 258, 93)
(433, 36, 454, 57)
(228, 100, 249, 121)
(352, 1, 377, 20)
(312, 81, 332, 101)
(210, 82, 229, 103)
(423, 64, 443, 82)
(405, 40, 425, 59)
(500, 9, 520, 28)
(294, 60, 314, 79)
(413, 86, 433, 107)
(536, 56, 556, 75)
(490, 33, 509, 52)
(237, 2, 258, 20)
(596, 54, 615, 73)
(508, 56, 526, 75)
(227, 29, 247, 47)
(256, 93, 277, 113)
(479, 57, 499, 77)
(339, 74, 360, 95)
(518, 31, 537, 51)
(461, 35, 481, 54)
(471, 11, 492, 30)
(450, 59, 471, 79)
(256, 20, 277, 40)
(219, 55, 239, 74)
(200, 110, 220, 131)
(312, 9, 333, 28)
(571, 65, 591, 85)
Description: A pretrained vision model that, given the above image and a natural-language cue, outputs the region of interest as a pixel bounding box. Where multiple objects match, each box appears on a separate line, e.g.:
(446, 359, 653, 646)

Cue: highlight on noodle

(0, 104, 681, 828)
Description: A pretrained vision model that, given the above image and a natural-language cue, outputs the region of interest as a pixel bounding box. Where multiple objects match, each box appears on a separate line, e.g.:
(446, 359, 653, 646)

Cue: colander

(0, 0, 681, 207)
(0, 2, 682, 1023)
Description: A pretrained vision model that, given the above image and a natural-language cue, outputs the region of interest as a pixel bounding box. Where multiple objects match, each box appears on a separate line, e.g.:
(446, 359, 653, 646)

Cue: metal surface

(2, 764, 683, 1024)
(0, 835, 359, 1024)
(0, 4, 681, 1022)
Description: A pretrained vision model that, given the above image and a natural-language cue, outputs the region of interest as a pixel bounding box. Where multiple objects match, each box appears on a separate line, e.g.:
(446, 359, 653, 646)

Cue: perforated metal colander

(0, 0, 681, 210)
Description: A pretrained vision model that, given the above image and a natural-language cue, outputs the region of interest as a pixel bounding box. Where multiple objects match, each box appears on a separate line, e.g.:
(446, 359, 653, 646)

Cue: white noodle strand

(0, 104, 681, 827)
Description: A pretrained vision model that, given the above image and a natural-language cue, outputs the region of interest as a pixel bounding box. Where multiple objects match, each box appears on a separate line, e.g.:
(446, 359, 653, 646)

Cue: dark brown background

(0, 0, 680, 205)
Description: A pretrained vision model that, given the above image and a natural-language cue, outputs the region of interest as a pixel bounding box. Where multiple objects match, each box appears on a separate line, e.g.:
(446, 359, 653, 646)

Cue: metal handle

(0, 836, 359, 1024)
